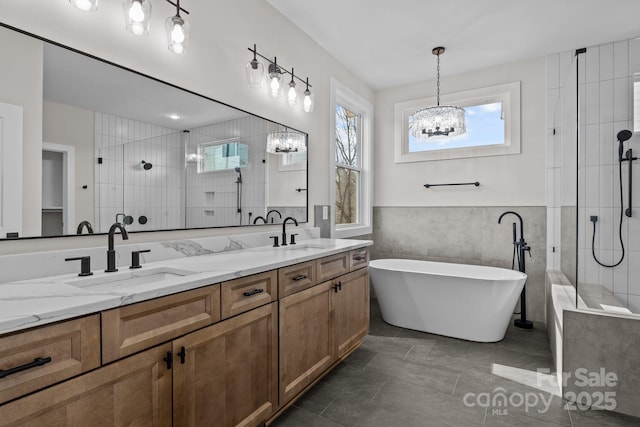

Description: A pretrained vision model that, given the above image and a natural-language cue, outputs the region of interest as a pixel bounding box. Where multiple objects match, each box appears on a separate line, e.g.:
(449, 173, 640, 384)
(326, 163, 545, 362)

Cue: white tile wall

(546, 34, 640, 311)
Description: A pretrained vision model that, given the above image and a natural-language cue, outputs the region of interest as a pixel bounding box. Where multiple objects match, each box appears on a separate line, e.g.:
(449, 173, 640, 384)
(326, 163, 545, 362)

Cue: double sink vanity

(0, 233, 372, 426)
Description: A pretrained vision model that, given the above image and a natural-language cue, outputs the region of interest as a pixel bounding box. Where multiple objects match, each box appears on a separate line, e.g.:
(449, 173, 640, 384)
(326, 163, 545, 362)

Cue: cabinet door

(173, 303, 278, 427)
(0, 344, 172, 427)
(279, 281, 335, 404)
(335, 268, 370, 358)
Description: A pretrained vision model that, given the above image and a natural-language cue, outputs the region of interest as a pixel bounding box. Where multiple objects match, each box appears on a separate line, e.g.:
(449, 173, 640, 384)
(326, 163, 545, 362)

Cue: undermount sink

(67, 266, 198, 289)
(285, 243, 337, 251)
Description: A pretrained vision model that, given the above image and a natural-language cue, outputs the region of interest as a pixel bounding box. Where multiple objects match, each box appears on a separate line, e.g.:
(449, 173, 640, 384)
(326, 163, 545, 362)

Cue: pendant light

(287, 68, 298, 106)
(165, 0, 189, 54)
(123, 0, 151, 36)
(411, 47, 465, 139)
(303, 77, 314, 113)
(268, 58, 284, 98)
(70, 0, 98, 11)
(245, 44, 264, 88)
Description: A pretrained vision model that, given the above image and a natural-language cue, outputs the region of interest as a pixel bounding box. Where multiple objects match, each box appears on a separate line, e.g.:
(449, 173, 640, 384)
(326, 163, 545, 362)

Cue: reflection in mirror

(0, 24, 307, 239)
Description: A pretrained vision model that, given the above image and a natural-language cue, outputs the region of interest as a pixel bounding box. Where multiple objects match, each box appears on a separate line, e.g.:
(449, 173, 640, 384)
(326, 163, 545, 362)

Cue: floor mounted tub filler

(369, 259, 527, 342)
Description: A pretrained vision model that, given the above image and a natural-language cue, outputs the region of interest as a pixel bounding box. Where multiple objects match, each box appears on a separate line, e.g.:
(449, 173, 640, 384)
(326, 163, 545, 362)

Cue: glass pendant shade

(411, 105, 466, 139)
(268, 63, 283, 98)
(267, 130, 306, 154)
(70, 0, 98, 11)
(123, 0, 151, 36)
(287, 78, 297, 106)
(303, 88, 314, 113)
(245, 59, 264, 88)
(166, 14, 189, 54)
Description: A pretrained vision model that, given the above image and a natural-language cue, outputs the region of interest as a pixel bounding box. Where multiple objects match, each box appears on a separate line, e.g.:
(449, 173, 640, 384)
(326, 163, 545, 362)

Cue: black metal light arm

(247, 45, 312, 88)
(165, 0, 189, 14)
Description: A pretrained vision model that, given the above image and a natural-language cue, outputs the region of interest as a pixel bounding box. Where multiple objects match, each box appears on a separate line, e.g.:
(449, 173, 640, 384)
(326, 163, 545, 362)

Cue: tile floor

(271, 298, 640, 427)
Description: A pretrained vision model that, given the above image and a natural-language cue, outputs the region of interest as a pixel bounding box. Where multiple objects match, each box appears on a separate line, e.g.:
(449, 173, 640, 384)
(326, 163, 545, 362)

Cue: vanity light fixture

(246, 45, 313, 112)
(165, 0, 190, 54)
(70, 0, 98, 11)
(303, 77, 314, 113)
(411, 47, 466, 139)
(245, 44, 264, 88)
(268, 58, 284, 98)
(267, 129, 306, 154)
(123, 0, 152, 36)
(287, 68, 298, 106)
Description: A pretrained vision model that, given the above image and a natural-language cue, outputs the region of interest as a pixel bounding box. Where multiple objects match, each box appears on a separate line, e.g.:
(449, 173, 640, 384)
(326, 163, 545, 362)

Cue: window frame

(394, 81, 521, 163)
(329, 78, 373, 238)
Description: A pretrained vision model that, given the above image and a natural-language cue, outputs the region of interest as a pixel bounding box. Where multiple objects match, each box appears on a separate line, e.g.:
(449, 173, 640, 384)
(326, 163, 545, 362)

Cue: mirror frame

(0, 22, 309, 241)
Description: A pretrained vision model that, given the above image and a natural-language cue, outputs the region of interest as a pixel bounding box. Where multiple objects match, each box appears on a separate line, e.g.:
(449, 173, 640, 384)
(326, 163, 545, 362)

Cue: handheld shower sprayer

(617, 129, 632, 162)
(234, 166, 242, 184)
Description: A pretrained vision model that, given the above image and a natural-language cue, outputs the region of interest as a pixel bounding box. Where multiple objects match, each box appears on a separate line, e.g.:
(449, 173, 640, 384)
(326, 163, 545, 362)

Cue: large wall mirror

(0, 24, 307, 240)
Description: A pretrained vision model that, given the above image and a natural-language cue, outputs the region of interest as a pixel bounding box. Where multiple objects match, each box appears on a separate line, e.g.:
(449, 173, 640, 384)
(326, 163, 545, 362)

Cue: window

(329, 78, 373, 238)
(634, 74, 640, 132)
(395, 81, 520, 162)
(335, 104, 360, 225)
(197, 141, 248, 173)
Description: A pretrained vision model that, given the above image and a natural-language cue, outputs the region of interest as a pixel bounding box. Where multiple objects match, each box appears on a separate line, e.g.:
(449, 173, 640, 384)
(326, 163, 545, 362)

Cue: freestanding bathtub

(369, 259, 527, 342)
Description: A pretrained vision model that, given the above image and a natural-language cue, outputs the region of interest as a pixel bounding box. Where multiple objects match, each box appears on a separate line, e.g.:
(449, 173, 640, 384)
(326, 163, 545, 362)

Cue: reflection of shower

(235, 167, 243, 225)
(141, 160, 152, 170)
(591, 129, 635, 268)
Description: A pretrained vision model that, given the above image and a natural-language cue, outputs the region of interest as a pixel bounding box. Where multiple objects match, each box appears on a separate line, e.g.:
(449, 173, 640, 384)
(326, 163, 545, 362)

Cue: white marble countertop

(0, 238, 372, 335)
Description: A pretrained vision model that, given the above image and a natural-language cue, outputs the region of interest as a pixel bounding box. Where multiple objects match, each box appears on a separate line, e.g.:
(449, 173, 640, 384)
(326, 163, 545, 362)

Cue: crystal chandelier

(267, 129, 306, 154)
(411, 47, 466, 139)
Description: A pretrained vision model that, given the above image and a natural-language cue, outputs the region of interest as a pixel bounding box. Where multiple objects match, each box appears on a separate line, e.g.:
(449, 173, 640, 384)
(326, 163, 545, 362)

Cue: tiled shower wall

(94, 112, 184, 233)
(186, 115, 269, 228)
(546, 36, 640, 311)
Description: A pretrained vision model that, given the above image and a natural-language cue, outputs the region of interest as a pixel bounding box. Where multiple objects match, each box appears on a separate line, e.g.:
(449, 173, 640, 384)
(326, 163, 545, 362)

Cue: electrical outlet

(590, 215, 598, 222)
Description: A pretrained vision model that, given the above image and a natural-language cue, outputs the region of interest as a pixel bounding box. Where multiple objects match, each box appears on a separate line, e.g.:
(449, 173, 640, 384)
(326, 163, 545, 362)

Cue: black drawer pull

(243, 288, 264, 297)
(292, 274, 308, 282)
(353, 255, 366, 261)
(0, 356, 52, 379)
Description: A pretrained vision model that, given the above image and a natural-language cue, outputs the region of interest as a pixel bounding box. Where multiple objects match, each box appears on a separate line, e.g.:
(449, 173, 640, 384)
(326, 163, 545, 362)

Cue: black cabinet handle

(178, 346, 186, 364)
(353, 255, 366, 261)
(333, 283, 340, 293)
(292, 274, 308, 282)
(243, 288, 264, 297)
(337, 281, 342, 291)
(163, 351, 173, 370)
(0, 356, 52, 379)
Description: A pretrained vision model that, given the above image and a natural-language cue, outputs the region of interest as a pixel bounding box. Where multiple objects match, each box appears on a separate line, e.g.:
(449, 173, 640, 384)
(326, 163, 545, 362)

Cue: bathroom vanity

(0, 238, 370, 426)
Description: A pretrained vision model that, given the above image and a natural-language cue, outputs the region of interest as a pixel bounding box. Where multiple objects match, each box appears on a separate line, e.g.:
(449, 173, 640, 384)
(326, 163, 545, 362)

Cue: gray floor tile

(271, 299, 640, 427)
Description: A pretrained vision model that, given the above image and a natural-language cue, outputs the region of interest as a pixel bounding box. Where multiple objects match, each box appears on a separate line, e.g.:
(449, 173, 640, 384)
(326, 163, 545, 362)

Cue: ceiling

(267, 0, 640, 90)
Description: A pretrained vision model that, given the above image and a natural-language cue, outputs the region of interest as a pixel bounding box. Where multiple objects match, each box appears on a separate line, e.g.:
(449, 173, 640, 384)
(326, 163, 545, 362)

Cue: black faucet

(498, 211, 532, 330)
(253, 216, 267, 224)
(106, 222, 129, 272)
(281, 217, 298, 246)
(76, 220, 94, 234)
(266, 209, 282, 223)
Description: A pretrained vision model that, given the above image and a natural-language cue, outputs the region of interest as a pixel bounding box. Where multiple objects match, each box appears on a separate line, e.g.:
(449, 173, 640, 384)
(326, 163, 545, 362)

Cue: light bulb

(171, 22, 185, 44)
(287, 85, 297, 106)
(71, 0, 97, 11)
(131, 23, 144, 35)
(129, 0, 144, 22)
(270, 76, 281, 97)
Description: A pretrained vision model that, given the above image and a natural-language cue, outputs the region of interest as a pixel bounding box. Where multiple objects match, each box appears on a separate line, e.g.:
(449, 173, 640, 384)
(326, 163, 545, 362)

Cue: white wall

(0, 0, 374, 253)
(375, 57, 546, 207)
(43, 101, 95, 228)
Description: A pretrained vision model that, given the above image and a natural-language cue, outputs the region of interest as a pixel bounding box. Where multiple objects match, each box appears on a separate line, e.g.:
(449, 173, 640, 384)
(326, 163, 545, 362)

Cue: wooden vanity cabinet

(0, 343, 173, 426)
(279, 262, 370, 406)
(173, 302, 278, 427)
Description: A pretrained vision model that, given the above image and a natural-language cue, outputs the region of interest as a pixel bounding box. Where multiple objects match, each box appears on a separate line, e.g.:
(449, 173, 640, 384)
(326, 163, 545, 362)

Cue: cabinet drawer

(316, 252, 350, 282)
(221, 270, 277, 319)
(278, 261, 317, 297)
(0, 315, 100, 404)
(101, 285, 220, 363)
(349, 247, 369, 271)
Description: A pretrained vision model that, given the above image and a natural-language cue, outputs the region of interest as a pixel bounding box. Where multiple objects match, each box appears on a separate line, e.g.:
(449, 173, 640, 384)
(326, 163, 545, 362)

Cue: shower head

(617, 130, 633, 143)
(234, 166, 242, 183)
(141, 160, 152, 170)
